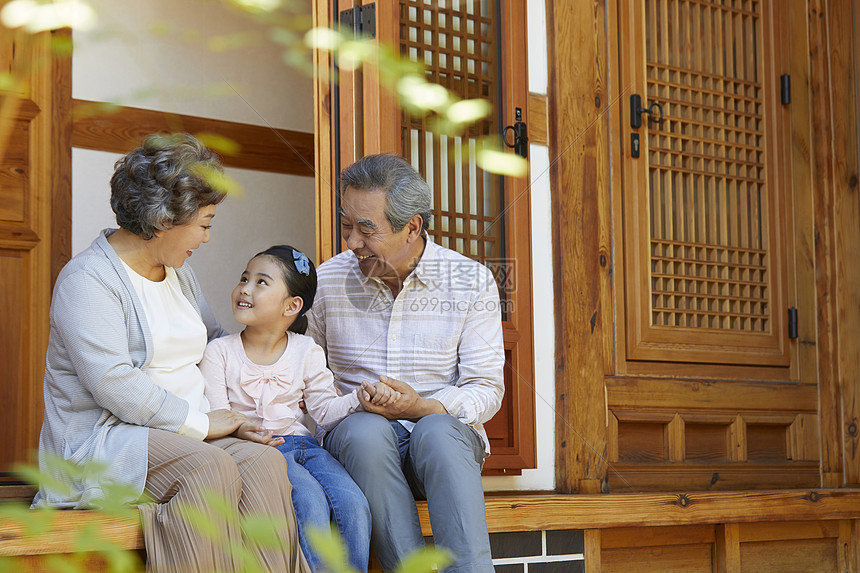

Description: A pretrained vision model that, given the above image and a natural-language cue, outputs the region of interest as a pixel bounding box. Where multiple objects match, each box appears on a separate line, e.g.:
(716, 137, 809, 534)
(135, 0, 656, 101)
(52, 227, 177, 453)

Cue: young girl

(199, 245, 397, 573)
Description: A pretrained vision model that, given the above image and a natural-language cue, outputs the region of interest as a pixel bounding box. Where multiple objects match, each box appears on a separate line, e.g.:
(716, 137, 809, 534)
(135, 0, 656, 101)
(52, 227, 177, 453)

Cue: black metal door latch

(630, 94, 663, 129)
(503, 107, 529, 158)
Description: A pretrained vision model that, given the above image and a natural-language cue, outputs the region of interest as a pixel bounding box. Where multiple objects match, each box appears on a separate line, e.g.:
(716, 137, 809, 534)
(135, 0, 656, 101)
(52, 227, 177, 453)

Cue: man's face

(339, 186, 415, 284)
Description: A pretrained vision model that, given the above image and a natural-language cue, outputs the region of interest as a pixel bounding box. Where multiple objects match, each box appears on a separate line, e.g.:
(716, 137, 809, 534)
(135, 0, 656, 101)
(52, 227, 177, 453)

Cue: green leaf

(177, 505, 223, 540)
(189, 163, 244, 197)
(227, 0, 282, 14)
(195, 133, 242, 156)
(477, 148, 529, 177)
(398, 76, 450, 112)
(303, 27, 342, 51)
(394, 546, 453, 573)
(240, 513, 288, 549)
(0, 72, 18, 91)
(0, 503, 56, 537)
(446, 99, 492, 125)
(337, 39, 376, 71)
(43, 553, 83, 573)
(11, 460, 72, 499)
(0, 0, 97, 33)
(306, 525, 357, 573)
(227, 539, 264, 573)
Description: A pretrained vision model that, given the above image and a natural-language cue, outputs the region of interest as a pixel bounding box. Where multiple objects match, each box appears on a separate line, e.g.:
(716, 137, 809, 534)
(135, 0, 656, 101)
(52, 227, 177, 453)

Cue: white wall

(71, 0, 316, 332)
(482, 0, 554, 492)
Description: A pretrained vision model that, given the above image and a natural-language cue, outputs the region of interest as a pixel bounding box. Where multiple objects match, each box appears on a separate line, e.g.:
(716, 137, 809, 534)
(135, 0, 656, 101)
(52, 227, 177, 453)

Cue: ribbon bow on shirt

(240, 362, 297, 433)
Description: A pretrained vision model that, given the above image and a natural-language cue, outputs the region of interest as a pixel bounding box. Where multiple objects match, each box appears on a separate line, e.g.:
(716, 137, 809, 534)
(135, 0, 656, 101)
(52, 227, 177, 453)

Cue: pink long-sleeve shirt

(199, 331, 360, 437)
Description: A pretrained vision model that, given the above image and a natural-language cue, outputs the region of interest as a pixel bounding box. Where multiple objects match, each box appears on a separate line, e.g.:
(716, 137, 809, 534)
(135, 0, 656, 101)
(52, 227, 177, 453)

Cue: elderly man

(307, 154, 504, 572)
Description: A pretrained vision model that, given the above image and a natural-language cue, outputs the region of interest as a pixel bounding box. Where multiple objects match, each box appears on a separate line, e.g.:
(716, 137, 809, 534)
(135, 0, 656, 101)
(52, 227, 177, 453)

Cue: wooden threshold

(71, 99, 315, 177)
(5, 489, 860, 557)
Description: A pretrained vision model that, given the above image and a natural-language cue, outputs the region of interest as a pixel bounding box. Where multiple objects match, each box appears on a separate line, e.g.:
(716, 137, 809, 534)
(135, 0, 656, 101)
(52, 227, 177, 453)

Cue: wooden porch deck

(3, 487, 860, 571)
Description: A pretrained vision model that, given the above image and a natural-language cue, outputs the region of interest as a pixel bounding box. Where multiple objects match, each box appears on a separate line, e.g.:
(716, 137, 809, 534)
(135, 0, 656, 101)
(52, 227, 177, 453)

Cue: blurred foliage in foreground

(0, 0, 527, 181)
(1, 457, 452, 572)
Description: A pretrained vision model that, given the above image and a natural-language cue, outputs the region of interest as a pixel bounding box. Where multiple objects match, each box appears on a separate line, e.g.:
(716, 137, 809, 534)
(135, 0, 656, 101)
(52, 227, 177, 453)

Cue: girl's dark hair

(254, 245, 317, 334)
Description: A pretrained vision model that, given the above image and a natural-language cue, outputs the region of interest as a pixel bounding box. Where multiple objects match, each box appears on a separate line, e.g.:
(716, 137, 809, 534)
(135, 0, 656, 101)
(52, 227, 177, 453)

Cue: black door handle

(630, 94, 663, 129)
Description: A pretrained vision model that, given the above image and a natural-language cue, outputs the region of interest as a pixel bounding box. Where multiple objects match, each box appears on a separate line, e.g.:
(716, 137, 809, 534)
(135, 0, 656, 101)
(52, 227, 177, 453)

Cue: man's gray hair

(340, 154, 433, 233)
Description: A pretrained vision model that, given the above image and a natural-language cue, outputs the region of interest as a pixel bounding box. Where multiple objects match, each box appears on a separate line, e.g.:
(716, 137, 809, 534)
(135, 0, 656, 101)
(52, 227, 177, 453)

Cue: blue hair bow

(293, 249, 310, 276)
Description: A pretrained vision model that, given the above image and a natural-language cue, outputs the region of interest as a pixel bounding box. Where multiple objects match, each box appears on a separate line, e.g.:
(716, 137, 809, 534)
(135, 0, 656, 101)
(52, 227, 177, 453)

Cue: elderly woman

(33, 134, 311, 573)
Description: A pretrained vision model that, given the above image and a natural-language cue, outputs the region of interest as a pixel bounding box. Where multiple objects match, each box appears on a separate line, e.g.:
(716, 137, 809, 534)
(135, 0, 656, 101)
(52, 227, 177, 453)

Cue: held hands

(206, 409, 284, 447)
(361, 380, 403, 406)
(358, 375, 447, 421)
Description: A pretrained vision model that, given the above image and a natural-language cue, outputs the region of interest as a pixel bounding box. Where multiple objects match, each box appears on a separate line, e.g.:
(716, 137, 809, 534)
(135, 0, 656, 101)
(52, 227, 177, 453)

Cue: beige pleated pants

(139, 429, 312, 573)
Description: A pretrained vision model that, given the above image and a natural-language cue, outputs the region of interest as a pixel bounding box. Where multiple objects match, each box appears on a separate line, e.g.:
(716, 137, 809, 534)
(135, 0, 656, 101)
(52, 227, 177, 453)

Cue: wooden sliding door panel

(619, 0, 791, 367)
(396, 0, 534, 469)
(320, 0, 535, 470)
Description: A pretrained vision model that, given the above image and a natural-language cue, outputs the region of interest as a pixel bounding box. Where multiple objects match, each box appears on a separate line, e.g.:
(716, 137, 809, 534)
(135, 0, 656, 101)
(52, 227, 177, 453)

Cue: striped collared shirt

(307, 237, 505, 454)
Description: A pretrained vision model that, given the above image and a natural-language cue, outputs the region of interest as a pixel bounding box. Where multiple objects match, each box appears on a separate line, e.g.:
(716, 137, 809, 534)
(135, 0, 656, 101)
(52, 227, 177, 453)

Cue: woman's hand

(234, 421, 285, 447)
(206, 409, 249, 439)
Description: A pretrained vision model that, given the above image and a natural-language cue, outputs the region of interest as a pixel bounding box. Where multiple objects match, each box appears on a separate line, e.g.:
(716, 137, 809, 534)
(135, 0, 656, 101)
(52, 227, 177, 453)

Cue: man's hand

(358, 376, 447, 421)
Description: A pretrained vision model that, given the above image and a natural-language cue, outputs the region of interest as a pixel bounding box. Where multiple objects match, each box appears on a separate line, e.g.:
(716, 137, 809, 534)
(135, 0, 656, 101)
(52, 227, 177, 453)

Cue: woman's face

(152, 204, 216, 268)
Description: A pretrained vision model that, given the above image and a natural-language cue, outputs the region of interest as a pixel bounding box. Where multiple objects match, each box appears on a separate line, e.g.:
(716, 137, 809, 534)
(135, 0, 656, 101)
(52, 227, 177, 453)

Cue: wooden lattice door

(619, 0, 792, 368)
(397, 0, 533, 471)
(322, 0, 535, 471)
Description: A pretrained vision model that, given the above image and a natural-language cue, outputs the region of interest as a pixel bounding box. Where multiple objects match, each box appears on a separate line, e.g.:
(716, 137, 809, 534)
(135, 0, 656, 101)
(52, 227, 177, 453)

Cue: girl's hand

(234, 421, 285, 447)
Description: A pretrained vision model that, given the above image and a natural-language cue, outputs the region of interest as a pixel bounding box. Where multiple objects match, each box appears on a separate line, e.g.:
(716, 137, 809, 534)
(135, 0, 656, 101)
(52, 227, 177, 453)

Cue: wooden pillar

(584, 529, 601, 573)
(0, 26, 71, 469)
(547, 0, 611, 493)
(807, 0, 860, 488)
(50, 29, 73, 287)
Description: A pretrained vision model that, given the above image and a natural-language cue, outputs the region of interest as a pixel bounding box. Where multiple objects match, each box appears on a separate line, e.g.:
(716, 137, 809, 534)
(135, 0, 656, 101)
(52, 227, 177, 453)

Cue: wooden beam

(71, 100, 315, 177)
(607, 462, 820, 492)
(6, 490, 860, 557)
(475, 490, 860, 532)
(606, 377, 818, 412)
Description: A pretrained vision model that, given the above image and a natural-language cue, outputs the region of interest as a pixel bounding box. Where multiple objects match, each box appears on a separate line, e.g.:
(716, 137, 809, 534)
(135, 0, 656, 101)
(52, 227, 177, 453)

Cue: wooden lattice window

(399, 0, 506, 295)
(619, 0, 792, 367)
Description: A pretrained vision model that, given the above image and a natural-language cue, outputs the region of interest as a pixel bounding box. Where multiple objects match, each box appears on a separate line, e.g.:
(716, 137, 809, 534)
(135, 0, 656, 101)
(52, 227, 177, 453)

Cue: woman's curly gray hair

(110, 133, 226, 240)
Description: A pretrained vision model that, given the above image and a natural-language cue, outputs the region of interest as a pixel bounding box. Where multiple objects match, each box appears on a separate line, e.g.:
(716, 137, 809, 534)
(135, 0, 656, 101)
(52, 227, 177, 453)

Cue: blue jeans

(324, 413, 493, 573)
(276, 435, 371, 573)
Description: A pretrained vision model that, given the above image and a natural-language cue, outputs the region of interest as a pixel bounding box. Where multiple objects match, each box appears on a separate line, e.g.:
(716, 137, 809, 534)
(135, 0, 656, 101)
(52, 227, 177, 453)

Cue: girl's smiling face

(231, 255, 298, 327)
